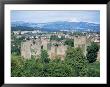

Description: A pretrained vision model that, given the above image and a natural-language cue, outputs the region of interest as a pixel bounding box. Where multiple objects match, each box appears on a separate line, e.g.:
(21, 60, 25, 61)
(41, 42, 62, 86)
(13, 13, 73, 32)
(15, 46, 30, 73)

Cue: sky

(11, 10, 100, 24)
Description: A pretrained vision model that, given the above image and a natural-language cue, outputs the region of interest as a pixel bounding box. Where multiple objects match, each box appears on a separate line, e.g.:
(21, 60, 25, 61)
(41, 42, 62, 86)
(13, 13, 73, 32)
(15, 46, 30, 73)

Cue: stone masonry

(21, 35, 100, 60)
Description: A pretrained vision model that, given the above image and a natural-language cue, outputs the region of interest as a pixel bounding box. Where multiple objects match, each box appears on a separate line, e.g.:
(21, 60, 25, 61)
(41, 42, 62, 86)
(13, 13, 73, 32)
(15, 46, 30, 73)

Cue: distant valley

(11, 21, 100, 32)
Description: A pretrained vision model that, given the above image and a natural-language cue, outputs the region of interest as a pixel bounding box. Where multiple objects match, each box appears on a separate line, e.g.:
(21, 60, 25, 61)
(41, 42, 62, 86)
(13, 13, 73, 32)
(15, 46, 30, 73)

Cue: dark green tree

(11, 54, 24, 77)
(64, 39, 74, 47)
(11, 33, 25, 55)
(40, 49, 50, 64)
(45, 59, 76, 77)
(87, 61, 100, 77)
(86, 42, 100, 63)
(50, 35, 65, 41)
(65, 47, 88, 76)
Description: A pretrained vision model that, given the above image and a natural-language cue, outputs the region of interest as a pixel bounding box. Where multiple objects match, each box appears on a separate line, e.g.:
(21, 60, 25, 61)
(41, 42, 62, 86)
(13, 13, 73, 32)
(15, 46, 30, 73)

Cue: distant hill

(11, 21, 100, 32)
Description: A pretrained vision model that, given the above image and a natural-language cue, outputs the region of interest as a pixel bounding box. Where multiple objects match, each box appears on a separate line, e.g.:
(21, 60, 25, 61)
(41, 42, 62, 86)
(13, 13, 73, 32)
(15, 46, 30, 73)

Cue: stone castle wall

(74, 36, 87, 55)
(48, 45, 67, 60)
(21, 35, 100, 60)
(21, 39, 41, 59)
(21, 41, 31, 59)
(21, 38, 68, 60)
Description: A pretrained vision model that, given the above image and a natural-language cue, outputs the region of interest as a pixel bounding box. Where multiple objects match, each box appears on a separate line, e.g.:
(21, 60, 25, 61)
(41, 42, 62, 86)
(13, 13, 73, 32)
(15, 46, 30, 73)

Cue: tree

(86, 42, 100, 63)
(65, 47, 88, 76)
(11, 47, 100, 77)
(50, 35, 65, 41)
(64, 39, 74, 47)
(11, 34, 25, 55)
(40, 49, 50, 64)
(45, 59, 76, 77)
(11, 54, 24, 77)
(87, 61, 100, 77)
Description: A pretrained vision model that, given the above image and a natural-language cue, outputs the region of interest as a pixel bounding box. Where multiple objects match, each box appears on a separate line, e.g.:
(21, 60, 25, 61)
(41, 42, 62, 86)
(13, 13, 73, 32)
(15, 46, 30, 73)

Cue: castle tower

(48, 46, 56, 60)
(41, 38, 49, 50)
(21, 39, 41, 59)
(21, 41, 31, 59)
(57, 45, 67, 60)
(74, 36, 87, 55)
(30, 39, 41, 58)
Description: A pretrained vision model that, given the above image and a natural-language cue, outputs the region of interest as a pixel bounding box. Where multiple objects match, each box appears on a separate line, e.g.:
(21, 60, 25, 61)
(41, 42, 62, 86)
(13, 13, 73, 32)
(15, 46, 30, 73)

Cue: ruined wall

(21, 39, 41, 59)
(56, 45, 67, 60)
(21, 41, 31, 59)
(48, 44, 67, 60)
(21, 36, 100, 61)
(48, 46, 56, 60)
(30, 40, 41, 58)
(74, 36, 87, 55)
(74, 36, 87, 47)
(41, 38, 49, 50)
(97, 50, 100, 61)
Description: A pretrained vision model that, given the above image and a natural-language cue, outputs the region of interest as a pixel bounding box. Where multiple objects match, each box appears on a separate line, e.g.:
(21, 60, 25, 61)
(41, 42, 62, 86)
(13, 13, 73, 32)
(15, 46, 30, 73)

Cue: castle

(21, 37, 67, 60)
(21, 35, 100, 60)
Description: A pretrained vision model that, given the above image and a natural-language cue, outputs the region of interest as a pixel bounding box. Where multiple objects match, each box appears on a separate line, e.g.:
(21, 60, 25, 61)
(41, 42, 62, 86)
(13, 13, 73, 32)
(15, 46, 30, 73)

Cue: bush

(65, 47, 88, 76)
(86, 42, 100, 63)
(11, 54, 24, 77)
(40, 49, 50, 64)
(11, 47, 100, 77)
(87, 62, 100, 77)
(64, 39, 74, 47)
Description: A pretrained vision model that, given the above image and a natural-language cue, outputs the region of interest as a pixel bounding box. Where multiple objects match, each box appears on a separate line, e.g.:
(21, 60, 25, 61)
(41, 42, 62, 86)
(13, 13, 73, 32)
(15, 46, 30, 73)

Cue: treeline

(11, 26, 36, 31)
(11, 43, 100, 77)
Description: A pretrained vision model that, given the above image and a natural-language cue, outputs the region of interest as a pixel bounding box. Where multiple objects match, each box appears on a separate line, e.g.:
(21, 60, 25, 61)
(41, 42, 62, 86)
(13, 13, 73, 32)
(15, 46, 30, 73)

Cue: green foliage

(86, 42, 100, 63)
(21, 58, 44, 77)
(11, 33, 25, 55)
(87, 61, 100, 77)
(64, 39, 74, 47)
(45, 59, 76, 77)
(11, 47, 100, 77)
(11, 54, 24, 77)
(65, 47, 88, 76)
(40, 49, 50, 64)
(50, 35, 65, 41)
